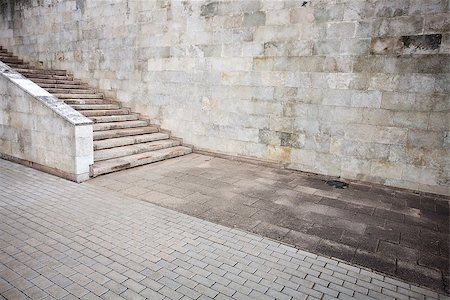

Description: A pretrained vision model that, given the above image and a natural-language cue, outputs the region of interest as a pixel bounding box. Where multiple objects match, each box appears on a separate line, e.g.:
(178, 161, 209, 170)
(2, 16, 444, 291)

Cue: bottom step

(94, 139, 181, 162)
(91, 146, 192, 177)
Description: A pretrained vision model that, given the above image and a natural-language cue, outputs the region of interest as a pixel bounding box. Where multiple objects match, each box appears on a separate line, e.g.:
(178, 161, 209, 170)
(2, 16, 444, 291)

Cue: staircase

(0, 46, 192, 177)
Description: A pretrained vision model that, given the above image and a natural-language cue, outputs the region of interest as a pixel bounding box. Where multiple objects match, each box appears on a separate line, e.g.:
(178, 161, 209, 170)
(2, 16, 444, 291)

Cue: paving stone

(0, 159, 447, 300)
(353, 249, 396, 275)
(377, 240, 419, 263)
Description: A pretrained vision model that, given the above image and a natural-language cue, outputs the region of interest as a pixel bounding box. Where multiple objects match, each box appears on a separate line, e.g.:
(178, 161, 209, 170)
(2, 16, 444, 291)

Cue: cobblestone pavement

(0, 160, 448, 300)
(89, 154, 450, 294)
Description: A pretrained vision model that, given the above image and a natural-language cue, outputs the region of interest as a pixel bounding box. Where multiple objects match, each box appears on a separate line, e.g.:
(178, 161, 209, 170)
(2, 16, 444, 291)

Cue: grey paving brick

(46, 284, 69, 299)
(265, 288, 293, 300)
(176, 285, 201, 299)
(101, 280, 127, 295)
(227, 282, 252, 296)
(224, 272, 246, 285)
(50, 275, 73, 289)
(31, 276, 54, 290)
(65, 283, 89, 298)
(369, 291, 396, 300)
(3, 287, 29, 300)
(248, 289, 275, 300)
(101, 291, 124, 300)
(329, 283, 355, 297)
(105, 271, 127, 284)
(380, 288, 408, 299)
(282, 287, 309, 299)
(120, 289, 145, 300)
(319, 272, 344, 286)
(313, 283, 339, 297)
(140, 288, 165, 300)
(159, 286, 184, 300)
(369, 278, 395, 291)
(122, 279, 145, 293)
(23, 286, 48, 299)
(0, 159, 445, 300)
(84, 281, 108, 297)
(172, 275, 198, 289)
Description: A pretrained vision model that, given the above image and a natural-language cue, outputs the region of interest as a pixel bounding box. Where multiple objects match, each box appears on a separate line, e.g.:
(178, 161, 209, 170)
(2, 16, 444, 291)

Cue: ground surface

(0, 158, 448, 300)
(89, 154, 450, 294)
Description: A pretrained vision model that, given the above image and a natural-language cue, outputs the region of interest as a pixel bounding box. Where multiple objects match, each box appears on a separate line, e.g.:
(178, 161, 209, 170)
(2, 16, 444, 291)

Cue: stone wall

(0, 61, 93, 182)
(0, 0, 448, 195)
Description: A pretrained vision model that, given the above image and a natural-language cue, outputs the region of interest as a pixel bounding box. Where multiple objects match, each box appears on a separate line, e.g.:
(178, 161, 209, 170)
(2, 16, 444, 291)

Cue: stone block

(261, 71, 285, 86)
(313, 3, 343, 22)
(373, 1, 409, 18)
(351, 91, 381, 108)
(346, 125, 407, 145)
(393, 112, 429, 130)
(254, 25, 299, 42)
(407, 130, 446, 149)
(290, 7, 315, 24)
(321, 89, 352, 106)
(252, 57, 274, 71)
(409, 0, 448, 14)
(243, 11, 266, 27)
(313, 153, 341, 176)
(371, 160, 402, 180)
(266, 9, 290, 26)
(370, 37, 403, 55)
(312, 39, 341, 55)
(326, 22, 356, 39)
(440, 33, 450, 53)
(434, 73, 450, 93)
(340, 156, 371, 180)
(428, 112, 449, 131)
(284, 71, 311, 88)
(343, 2, 374, 21)
(330, 138, 390, 160)
(362, 109, 395, 126)
(424, 13, 450, 34)
(398, 74, 436, 93)
(374, 16, 424, 37)
(340, 38, 370, 55)
(290, 148, 316, 166)
(402, 165, 438, 186)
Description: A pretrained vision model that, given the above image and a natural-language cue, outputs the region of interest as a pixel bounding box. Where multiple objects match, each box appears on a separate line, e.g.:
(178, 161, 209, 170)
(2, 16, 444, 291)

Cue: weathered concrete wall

(0, 0, 448, 195)
(0, 62, 93, 182)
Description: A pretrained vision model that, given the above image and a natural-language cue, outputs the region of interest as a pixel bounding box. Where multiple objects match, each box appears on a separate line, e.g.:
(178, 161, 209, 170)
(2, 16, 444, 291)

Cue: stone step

(93, 126, 159, 140)
(91, 146, 192, 177)
(25, 74, 73, 80)
(93, 120, 148, 131)
(0, 52, 14, 57)
(30, 78, 81, 85)
(1, 57, 24, 64)
(94, 139, 181, 162)
(81, 109, 130, 117)
(64, 99, 116, 105)
(47, 88, 95, 94)
(38, 83, 88, 89)
(14, 68, 67, 76)
(8, 63, 30, 69)
(70, 104, 120, 110)
(90, 114, 140, 123)
(54, 93, 103, 99)
(93, 132, 169, 150)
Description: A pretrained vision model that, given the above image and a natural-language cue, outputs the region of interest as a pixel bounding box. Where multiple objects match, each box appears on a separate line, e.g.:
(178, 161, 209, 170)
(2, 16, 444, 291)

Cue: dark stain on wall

(402, 34, 442, 51)
(75, 0, 85, 14)
(200, 1, 218, 17)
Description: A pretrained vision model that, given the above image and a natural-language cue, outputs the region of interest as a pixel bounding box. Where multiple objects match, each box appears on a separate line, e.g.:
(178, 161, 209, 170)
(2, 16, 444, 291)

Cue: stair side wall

(0, 1, 448, 195)
(0, 62, 93, 182)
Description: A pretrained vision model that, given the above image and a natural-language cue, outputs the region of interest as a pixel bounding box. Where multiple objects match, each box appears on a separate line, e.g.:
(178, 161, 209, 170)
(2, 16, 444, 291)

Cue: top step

(15, 68, 67, 76)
